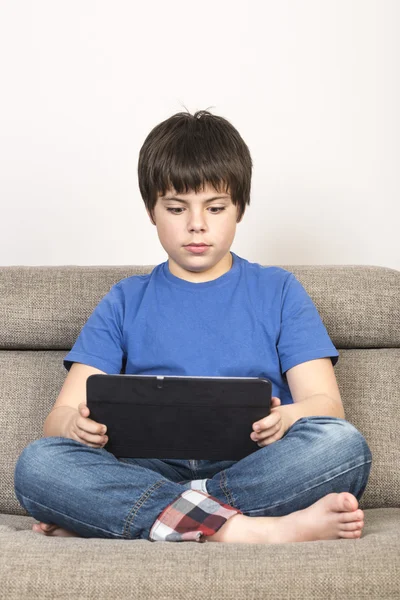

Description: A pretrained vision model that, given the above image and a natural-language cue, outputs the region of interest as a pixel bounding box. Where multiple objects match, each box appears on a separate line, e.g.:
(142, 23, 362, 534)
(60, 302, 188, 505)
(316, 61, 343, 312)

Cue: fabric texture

(1, 509, 400, 599)
(62, 252, 339, 405)
(149, 489, 242, 542)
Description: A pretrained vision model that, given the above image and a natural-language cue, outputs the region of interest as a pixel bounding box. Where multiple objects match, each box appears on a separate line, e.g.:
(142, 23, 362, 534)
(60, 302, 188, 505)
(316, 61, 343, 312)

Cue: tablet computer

(86, 374, 272, 460)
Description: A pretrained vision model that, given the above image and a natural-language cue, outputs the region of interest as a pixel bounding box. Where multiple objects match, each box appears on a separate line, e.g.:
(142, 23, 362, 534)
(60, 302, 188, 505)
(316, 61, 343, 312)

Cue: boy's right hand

(66, 402, 108, 448)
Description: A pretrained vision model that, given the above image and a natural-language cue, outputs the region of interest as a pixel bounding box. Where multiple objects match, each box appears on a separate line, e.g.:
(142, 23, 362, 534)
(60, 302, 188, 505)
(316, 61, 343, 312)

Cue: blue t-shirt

(63, 252, 339, 405)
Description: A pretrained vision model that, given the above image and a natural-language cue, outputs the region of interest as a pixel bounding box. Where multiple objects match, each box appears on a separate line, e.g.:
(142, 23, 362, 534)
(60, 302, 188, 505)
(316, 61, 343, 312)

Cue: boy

(14, 109, 372, 543)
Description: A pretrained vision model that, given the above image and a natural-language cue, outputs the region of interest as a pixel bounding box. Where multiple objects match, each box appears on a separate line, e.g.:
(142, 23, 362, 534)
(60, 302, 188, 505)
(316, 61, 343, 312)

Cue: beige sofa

(0, 263, 399, 599)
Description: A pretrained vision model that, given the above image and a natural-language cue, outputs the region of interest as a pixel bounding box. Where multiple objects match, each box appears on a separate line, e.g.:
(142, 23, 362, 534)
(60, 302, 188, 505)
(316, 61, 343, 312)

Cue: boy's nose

(188, 218, 208, 230)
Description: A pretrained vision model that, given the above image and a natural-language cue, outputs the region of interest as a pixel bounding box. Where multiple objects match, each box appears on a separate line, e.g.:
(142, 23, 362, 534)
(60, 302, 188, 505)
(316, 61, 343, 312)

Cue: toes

(339, 509, 364, 523)
(340, 520, 364, 532)
(340, 529, 362, 539)
(33, 523, 56, 534)
(339, 492, 359, 512)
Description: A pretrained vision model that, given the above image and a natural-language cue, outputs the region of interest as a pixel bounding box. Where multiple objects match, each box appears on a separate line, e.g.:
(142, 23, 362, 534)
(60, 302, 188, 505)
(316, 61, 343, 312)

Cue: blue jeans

(14, 416, 372, 541)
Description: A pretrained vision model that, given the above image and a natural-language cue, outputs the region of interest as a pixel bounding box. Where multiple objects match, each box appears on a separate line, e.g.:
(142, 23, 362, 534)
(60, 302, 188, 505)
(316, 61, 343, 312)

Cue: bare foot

(32, 522, 81, 537)
(205, 492, 365, 544)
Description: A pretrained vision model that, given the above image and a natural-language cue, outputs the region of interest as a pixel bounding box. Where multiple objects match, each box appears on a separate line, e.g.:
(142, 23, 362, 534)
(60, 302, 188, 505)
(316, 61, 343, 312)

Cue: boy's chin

(176, 260, 211, 274)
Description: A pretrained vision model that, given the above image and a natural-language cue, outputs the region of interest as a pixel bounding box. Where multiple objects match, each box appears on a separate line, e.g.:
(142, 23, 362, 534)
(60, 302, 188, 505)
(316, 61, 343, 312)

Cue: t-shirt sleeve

(63, 283, 125, 374)
(277, 273, 339, 375)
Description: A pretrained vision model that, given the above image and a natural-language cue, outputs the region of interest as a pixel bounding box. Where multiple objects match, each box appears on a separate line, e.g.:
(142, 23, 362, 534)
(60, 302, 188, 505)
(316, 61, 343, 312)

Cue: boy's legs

(14, 437, 241, 541)
(16, 417, 371, 543)
(205, 416, 372, 515)
(125, 416, 371, 543)
(194, 416, 372, 542)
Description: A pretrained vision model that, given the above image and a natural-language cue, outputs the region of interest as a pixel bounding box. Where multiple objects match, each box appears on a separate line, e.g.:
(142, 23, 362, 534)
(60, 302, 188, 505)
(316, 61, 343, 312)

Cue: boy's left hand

(251, 397, 290, 447)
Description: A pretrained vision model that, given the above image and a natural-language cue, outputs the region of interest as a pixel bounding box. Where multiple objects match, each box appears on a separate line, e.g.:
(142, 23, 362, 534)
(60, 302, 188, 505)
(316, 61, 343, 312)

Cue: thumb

(271, 396, 281, 408)
(79, 402, 89, 416)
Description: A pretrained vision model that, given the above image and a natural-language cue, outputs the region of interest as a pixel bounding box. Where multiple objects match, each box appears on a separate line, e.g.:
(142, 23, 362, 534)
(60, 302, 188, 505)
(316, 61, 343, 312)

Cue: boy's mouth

(184, 243, 209, 247)
(184, 244, 210, 254)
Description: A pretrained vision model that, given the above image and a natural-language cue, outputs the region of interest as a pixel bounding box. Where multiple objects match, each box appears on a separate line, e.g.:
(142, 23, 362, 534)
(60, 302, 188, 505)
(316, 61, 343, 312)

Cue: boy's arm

(282, 357, 345, 428)
(43, 363, 106, 437)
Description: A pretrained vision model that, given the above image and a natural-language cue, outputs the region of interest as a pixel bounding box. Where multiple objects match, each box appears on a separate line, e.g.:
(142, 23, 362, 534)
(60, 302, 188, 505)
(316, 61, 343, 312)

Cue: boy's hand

(250, 397, 290, 447)
(66, 403, 108, 448)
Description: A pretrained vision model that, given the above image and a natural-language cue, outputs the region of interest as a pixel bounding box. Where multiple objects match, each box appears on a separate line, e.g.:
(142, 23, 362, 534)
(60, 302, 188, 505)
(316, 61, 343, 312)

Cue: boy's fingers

(77, 405, 106, 435)
(253, 398, 280, 431)
(254, 411, 280, 431)
(77, 402, 107, 435)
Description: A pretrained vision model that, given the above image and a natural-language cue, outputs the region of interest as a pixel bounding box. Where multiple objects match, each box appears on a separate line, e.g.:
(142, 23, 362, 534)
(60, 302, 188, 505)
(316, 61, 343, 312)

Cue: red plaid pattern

(149, 488, 243, 542)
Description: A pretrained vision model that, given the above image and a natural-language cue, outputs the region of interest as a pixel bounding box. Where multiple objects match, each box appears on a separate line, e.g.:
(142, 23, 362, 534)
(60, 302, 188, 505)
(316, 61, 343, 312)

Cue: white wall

(0, 0, 398, 269)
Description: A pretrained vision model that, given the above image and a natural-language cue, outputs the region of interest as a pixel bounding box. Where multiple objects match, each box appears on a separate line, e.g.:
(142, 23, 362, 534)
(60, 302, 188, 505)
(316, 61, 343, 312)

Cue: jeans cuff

(149, 489, 242, 543)
(190, 478, 209, 493)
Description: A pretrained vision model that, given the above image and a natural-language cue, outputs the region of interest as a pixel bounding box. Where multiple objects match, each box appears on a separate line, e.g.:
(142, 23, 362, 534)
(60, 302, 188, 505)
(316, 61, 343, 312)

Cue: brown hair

(138, 108, 253, 223)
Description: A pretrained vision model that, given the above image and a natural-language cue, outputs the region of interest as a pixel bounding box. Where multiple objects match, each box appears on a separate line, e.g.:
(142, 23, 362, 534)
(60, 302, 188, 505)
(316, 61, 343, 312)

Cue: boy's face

(147, 183, 243, 283)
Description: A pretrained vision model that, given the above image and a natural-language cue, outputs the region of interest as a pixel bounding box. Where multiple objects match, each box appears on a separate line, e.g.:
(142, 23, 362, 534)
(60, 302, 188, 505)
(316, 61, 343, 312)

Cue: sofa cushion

(0, 509, 399, 599)
(1, 265, 399, 349)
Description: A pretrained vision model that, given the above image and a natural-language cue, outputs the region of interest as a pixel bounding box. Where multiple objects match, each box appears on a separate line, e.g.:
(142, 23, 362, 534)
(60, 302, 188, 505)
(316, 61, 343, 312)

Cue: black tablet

(86, 374, 272, 460)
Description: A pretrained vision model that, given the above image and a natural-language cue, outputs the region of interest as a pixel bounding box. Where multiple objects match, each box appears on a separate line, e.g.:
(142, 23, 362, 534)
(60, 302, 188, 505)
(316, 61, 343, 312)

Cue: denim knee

(294, 416, 372, 498)
(295, 416, 371, 459)
(14, 436, 66, 494)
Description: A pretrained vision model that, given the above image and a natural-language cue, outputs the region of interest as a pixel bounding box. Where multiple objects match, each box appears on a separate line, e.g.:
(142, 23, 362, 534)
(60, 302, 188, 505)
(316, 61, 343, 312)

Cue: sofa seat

(1, 509, 399, 599)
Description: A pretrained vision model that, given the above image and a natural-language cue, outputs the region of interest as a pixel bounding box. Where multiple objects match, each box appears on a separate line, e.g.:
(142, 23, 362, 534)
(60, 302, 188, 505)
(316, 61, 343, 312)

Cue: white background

(0, 0, 398, 269)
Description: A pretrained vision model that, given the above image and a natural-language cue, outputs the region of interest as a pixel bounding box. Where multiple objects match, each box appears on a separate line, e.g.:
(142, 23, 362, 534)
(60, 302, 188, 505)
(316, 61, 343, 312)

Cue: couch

(0, 263, 399, 599)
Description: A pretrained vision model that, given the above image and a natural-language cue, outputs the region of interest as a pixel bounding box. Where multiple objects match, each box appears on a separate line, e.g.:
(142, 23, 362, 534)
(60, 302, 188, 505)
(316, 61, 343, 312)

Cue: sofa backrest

(1, 264, 399, 515)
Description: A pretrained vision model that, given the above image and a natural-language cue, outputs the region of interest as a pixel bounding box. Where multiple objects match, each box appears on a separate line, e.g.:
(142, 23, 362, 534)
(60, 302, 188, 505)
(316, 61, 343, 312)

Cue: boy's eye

(166, 208, 184, 214)
(166, 207, 225, 215)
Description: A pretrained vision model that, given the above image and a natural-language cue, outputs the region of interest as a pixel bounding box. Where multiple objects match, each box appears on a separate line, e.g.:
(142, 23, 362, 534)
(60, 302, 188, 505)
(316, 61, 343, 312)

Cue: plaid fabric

(149, 488, 243, 542)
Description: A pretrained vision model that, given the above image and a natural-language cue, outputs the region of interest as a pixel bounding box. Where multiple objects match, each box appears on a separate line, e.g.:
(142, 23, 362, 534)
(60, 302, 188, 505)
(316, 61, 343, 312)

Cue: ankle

(204, 513, 250, 543)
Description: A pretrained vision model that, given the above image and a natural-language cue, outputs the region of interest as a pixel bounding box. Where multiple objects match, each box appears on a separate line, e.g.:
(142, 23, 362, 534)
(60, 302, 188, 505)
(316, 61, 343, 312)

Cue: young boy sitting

(14, 109, 372, 544)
